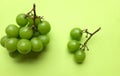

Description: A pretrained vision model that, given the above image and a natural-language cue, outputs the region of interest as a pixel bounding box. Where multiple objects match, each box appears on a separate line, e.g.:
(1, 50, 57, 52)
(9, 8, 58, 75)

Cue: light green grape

(5, 24, 19, 37)
(38, 21, 51, 35)
(67, 40, 80, 53)
(70, 28, 83, 41)
(16, 13, 28, 27)
(74, 50, 86, 63)
(38, 35, 50, 46)
(31, 37, 43, 52)
(17, 39, 32, 54)
(19, 27, 33, 39)
(5, 38, 18, 52)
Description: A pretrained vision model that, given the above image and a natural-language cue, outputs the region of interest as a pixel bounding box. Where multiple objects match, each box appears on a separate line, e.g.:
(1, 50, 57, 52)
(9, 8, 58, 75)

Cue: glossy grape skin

(70, 28, 83, 41)
(74, 50, 86, 63)
(67, 40, 80, 53)
(17, 39, 32, 54)
(19, 27, 33, 39)
(0, 36, 8, 47)
(38, 35, 50, 46)
(16, 13, 28, 27)
(38, 21, 51, 35)
(5, 38, 18, 52)
(5, 24, 19, 37)
(31, 37, 43, 52)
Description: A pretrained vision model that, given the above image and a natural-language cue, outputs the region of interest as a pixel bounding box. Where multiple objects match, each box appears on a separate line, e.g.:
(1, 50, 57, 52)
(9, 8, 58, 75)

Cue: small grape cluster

(67, 27, 101, 64)
(0, 4, 51, 56)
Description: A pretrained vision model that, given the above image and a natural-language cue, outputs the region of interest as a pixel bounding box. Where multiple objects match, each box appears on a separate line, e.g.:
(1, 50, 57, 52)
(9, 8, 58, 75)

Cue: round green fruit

(5, 38, 18, 52)
(38, 35, 50, 46)
(17, 39, 32, 54)
(5, 24, 19, 37)
(67, 40, 80, 53)
(74, 50, 86, 63)
(38, 21, 51, 35)
(19, 27, 33, 39)
(70, 28, 83, 41)
(31, 37, 43, 52)
(16, 13, 28, 27)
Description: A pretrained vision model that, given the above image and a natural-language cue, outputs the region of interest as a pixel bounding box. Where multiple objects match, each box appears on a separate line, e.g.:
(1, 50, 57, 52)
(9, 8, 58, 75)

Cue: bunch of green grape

(0, 4, 51, 56)
(67, 27, 101, 64)
(67, 28, 86, 64)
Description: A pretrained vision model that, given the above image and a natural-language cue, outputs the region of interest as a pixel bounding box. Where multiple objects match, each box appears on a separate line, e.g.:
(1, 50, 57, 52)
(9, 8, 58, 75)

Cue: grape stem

(80, 27, 101, 51)
(25, 4, 43, 30)
(32, 4, 43, 25)
(32, 3, 37, 30)
(33, 4, 37, 17)
(26, 9, 33, 17)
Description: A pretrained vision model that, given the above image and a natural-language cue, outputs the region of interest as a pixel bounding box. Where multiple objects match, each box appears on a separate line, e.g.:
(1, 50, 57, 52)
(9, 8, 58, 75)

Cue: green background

(0, 0, 120, 76)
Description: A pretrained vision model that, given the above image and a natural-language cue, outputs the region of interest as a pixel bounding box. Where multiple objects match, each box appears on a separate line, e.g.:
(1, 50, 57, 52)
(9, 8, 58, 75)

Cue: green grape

(16, 13, 28, 27)
(38, 35, 50, 46)
(27, 17, 33, 27)
(17, 39, 31, 54)
(74, 50, 86, 63)
(19, 27, 33, 39)
(38, 21, 51, 35)
(0, 36, 8, 47)
(5, 24, 19, 37)
(67, 40, 80, 53)
(35, 17, 41, 26)
(5, 38, 18, 52)
(31, 37, 43, 52)
(70, 28, 83, 41)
